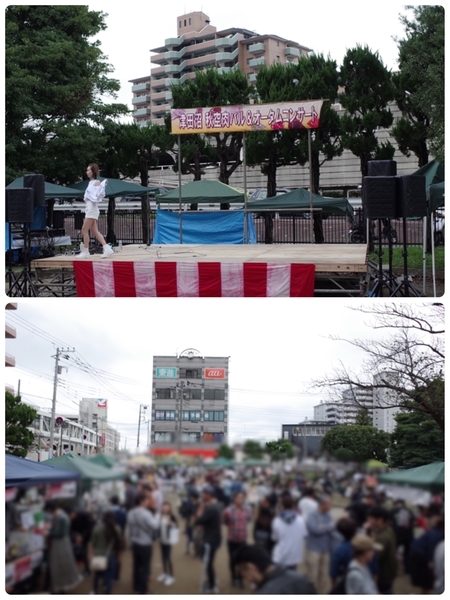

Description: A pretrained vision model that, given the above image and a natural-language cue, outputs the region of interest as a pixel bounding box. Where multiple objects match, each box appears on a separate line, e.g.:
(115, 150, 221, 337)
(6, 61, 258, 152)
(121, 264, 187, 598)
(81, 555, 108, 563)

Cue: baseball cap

(352, 534, 383, 552)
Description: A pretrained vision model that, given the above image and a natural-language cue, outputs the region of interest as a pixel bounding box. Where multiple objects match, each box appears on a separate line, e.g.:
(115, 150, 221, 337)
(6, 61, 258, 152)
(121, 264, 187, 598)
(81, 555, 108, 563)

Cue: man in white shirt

(298, 487, 318, 523)
(271, 493, 308, 570)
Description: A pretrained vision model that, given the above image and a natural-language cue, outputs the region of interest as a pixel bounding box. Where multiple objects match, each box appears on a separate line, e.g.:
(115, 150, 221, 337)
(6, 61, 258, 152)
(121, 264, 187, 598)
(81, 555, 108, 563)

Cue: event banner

(171, 100, 323, 135)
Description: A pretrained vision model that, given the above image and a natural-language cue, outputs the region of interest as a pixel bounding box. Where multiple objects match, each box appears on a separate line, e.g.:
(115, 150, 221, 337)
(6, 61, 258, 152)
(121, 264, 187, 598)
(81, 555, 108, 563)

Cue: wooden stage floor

(31, 243, 368, 274)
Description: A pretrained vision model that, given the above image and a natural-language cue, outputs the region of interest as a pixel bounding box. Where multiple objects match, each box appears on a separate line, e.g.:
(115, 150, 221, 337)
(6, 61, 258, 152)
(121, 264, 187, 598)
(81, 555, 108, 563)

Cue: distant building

(5, 302, 17, 368)
(281, 420, 337, 458)
(151, 348, 229, 458)
(79, 398, 120, 453)
(130, 11, 311, 126)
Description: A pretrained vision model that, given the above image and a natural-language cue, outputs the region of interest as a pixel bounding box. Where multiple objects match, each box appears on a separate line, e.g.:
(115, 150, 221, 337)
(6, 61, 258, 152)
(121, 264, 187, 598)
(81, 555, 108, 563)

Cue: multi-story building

(281, 420, 337, 458)
(151, 348, 229, 458)
(130, 11, 311, 126)
(372, 372, 402, 434)
(78, 397, 120, 453)
(5, 302, 17, 368)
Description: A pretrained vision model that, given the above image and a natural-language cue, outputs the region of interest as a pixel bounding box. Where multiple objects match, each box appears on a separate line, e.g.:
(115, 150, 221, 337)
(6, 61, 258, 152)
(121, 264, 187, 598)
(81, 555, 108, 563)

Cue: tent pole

(243, 132, 248, 244)
(178, 134, 182, 244)
(308, 129, 314, 243)
(422, 216, 427, 295)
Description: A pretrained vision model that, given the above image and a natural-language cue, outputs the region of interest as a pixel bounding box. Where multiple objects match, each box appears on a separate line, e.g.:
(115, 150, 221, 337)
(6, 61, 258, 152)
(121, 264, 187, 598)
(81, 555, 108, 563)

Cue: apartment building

(151, 348, 229, 457)
(5, 302, 17, 368)
(130, 11, 311, 126)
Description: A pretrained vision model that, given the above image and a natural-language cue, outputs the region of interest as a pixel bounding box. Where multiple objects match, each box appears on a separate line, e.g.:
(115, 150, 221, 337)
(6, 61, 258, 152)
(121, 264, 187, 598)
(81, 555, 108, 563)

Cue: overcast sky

(86, 1, 417, 118)
(5, 298, 425, 449)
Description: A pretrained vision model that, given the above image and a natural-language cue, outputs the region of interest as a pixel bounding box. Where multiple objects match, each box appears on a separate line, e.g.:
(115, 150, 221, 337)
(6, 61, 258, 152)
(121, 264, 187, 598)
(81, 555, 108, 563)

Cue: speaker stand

(6, 224, 39, 297)
(390, 217, 422, 297)
(369, 219, 397, 297)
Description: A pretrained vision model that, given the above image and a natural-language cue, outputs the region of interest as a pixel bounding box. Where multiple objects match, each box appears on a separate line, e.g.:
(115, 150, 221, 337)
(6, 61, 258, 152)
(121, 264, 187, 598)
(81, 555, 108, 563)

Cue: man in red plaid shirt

(223, 491, 252, 588)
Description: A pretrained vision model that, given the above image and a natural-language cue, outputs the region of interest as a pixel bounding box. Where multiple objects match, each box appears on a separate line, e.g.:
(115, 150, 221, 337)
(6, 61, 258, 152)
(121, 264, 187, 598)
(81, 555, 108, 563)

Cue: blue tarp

(153, 209, 256, 244)
(5, 454, 81, 488)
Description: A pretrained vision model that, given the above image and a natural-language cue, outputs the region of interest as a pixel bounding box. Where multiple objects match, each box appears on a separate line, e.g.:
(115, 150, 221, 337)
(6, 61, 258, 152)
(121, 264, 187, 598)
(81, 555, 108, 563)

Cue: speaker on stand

(390, 175, 427, 297)
(5, 188, 38, 297)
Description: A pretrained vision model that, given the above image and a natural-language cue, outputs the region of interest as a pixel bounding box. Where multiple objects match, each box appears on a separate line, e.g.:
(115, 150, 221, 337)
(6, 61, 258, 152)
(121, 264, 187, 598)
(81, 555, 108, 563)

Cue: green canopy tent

(246, 187, 354, 219)
(378, 461, 444, 494)
(204, 457, 235, 469)
(156, 180, 246, 205)
(7, 177, 85, 199)
(88, 453, 121, 469)
(43, 452, 125, 490)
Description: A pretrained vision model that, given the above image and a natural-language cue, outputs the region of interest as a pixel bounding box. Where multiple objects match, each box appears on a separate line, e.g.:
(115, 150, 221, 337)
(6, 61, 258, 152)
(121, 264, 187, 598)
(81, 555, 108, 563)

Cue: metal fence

(56, 209, 436, 247)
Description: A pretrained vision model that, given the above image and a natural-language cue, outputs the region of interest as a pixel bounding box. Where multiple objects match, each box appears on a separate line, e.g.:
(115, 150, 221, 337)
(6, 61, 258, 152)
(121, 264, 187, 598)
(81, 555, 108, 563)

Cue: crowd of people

(40, 463, 444, 594)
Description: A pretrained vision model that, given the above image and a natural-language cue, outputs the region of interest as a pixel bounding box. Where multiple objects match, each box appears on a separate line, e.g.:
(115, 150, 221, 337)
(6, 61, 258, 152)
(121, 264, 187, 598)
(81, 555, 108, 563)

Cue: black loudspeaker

(396, 175, 427, 218)
(52, 211, 65, 229)
(24, 173, 45, 207)
(363, 176, 397, 219)
(74, 212, 84, 229)
(367, 160, 397, 177)
(5, 189, 35, 223)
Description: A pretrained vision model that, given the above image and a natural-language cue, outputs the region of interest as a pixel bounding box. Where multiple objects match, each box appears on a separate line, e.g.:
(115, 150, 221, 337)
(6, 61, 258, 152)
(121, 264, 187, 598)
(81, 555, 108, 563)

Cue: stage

(27, 244, 369, 297)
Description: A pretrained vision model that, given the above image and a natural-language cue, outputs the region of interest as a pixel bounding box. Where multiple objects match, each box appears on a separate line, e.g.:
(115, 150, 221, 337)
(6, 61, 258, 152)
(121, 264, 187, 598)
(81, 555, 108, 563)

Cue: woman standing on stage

(78, 163, 114, 258)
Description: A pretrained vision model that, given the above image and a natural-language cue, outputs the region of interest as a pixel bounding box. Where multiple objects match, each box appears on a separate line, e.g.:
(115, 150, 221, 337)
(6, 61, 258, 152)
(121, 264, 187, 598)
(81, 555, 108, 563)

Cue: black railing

(56, 209, 435, 247)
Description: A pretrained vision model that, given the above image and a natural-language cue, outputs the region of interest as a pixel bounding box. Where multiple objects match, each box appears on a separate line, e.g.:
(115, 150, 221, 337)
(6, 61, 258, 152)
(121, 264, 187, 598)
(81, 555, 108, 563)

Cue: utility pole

(81, 421, 85, 456)
(48, 347, 74, 459)
(176, 381, 190, 454)
(137, 405, 148, 448)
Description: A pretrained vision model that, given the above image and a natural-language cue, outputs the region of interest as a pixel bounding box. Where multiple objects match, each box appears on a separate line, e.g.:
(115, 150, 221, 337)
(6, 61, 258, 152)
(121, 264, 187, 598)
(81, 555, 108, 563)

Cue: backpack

(329, 566, 357, 595)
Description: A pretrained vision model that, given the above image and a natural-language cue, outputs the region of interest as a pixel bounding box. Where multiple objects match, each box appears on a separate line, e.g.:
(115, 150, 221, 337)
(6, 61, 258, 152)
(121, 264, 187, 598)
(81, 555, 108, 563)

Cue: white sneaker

(156, 573, 167, 583)
(164, 576, 175, 586)
(101, 244, 114, 258)
(77, 249, 90, 258)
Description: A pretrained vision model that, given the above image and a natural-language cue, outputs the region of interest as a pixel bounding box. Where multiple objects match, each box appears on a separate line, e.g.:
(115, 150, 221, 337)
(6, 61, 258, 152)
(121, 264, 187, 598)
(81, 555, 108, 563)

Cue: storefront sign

(155, 367, 178, 378)
(171, 100, 323, 134)
(204, 368, 225, 379)
(101, 432, 106, 447)
(45, 480, 77, 500)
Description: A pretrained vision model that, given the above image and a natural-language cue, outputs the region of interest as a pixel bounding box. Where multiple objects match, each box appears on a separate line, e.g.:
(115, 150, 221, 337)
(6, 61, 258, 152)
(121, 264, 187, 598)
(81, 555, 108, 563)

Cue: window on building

(155, 432, 172, 441)
(165, 411, 175, 420)
(156, 388, 174, 399)
(276, 55, 280, 62)
(184, 19, 186, 26)
(204, 388, 225, 400)
(182, 411, 190, 420)
(155, 411, 165, 420)
(189, 411, 201, 421)
(283, 430, 289, 439)
(180, 369, 201, 379)
(189, 18, 191, 25)
(204, 411, 224, 421)
(179, 20, 181, 28)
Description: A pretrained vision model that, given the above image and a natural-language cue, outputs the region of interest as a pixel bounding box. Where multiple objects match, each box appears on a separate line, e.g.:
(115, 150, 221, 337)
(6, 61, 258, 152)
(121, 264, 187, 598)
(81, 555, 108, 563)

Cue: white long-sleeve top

(84, 179, 107, 203)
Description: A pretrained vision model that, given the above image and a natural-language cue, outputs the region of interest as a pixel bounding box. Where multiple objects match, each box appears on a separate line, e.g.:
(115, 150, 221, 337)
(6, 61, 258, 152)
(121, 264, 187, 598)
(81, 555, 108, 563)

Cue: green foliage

(321, 425, 391, 463)
(354, 408, 372, 426)
(5, 392, 37, 458)
(339, 46, 395, 177)
(265, 439, 295, 461)
(389, 405, 444, 468)
(217, 444, 234, 460)
(5, 5, 128, 184)
(368, 247, 444, 271)
(395, 6, 444, 162)
(243, 439, 264, 459)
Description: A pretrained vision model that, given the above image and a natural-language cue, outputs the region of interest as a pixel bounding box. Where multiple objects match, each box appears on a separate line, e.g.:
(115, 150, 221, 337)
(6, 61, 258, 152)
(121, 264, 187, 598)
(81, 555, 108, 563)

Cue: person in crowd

(433, 537, 444, 594)
(408, 504, 444, 593)
(233, 543, 316, 594)
(109, 496, 127, 537)
(124, 478, 138, 513)
(150, 480, 164, 512)
(305, 494, 336, 594)
(179, 490, 201, 556)
(366, 505, 398, 594)
(329, 517, 358, 586)
(44, 501, 82, 594)
(89, 510, 123, 594)
(223, 490, 252, 587)
(156, 501, 179, 586)
(389, 498, 415, 574)
(271, 492, 308, 571)
(345, 534, 382, 594)
(253, 495, 276, 555)
(194, 484, 222, 593)
(68, 506, 96, 576)
(298, 487, 318, 523)
(127, 492, 160, 595)
(345, 493, 378, 529)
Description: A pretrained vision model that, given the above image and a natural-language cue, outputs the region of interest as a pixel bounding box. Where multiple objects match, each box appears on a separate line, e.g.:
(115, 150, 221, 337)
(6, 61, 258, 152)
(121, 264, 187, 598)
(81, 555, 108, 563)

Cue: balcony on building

(215, 48, 239, 65)
(151, 90, 167, 103)
(5, 353, 15, 367)
(165, 47, 186, 61)
(215, 33, 239, 49)
(165, 36, 184, 48)
(132, 82, 150, 94)
(165, 63, 183, 75)
(165, 90, 173, 102)
(132, 95, 150, 106)
(152, 77, 167, 91)
(217, 65, 239, 75)
(248, 42, 265, 54)
(248, 57, 266, 69)
(133, 107, 151, 118)
(248, 72, 257, 83)
(186, 54, 216, 70)
(285, 46, 300, 58)
(5, 323, 16, 339)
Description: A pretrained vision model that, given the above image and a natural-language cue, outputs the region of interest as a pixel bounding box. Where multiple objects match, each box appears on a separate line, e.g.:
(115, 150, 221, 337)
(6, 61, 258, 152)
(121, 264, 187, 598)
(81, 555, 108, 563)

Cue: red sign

(204, 368, 225, 379)
(101, 433, 106, 447)
(14, 556, 32, 583)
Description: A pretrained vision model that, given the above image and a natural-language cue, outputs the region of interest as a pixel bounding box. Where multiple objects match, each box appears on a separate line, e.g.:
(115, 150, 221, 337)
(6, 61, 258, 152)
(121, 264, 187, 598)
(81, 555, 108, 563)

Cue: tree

(217, 444, 234, 460)
(6, 392, 37, 457)
(170, 68, 254, 206)
(243, 439, 264, 459)
(394, 6, 444, 163)
(312, 303, 445, 431)
(355, 408, 372, 426)
(389, 406, 444, 468)
(266, 439, 295, 462)
(321, 425, 391, 463)
(339, 46, 395, 178)
(5, 5, 128, 184)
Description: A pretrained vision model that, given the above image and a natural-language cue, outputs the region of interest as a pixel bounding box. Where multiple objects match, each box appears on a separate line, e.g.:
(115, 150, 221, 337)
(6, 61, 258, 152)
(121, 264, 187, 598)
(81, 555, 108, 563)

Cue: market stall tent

(378, 461, 444, 493)
(6, 178, 85, 199)
(5, 454, 81, 488)
(156, 179, 246, 205)
(42, 453, 125, 482)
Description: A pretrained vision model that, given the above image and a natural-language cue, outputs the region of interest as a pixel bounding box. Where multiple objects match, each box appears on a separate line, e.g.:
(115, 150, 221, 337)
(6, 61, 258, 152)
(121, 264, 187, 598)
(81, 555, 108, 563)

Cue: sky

(86, 1, 417, 118)
(5, 298, 425, 450)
